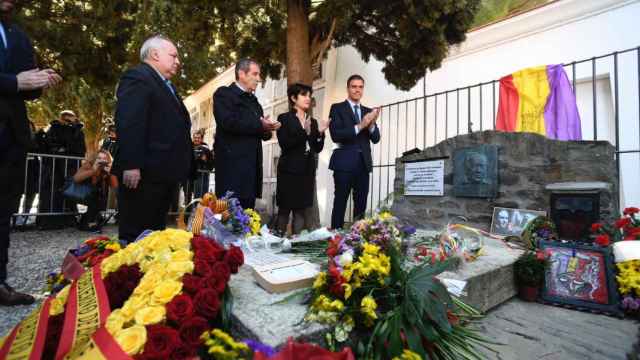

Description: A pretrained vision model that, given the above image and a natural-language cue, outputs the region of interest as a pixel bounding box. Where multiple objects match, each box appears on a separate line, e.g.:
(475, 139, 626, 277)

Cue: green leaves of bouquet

(366, 257, 490, 359)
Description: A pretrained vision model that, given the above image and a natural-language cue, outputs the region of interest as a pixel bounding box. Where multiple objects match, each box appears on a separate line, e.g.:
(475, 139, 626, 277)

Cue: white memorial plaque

(404, 160, 444, 196)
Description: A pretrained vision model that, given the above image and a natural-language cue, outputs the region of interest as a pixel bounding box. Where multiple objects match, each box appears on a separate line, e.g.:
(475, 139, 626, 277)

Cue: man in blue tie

(113, 35, 194, 242)
(0, 0, 62, 305)
(328, 74, 381, 229)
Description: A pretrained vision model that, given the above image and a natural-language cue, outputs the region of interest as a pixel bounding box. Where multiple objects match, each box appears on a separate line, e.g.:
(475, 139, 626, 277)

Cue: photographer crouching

(72, 149, 118, 232)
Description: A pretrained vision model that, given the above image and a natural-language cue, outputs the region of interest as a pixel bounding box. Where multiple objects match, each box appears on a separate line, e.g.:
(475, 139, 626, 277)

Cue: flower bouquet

(521, 216, 558, 250)
(0, 229, 244, 360)
(189, 192, 261, 247)
(305, 211, 491, 359)
(590, 207, 640, 317)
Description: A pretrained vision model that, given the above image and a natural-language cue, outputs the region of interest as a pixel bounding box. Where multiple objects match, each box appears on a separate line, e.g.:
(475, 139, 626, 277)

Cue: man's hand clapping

(17, 68, 62, 91)
(261, 115, 281, 132)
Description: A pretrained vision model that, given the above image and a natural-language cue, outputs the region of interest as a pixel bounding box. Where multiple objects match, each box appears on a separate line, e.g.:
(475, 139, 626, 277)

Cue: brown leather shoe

(0, 283, 35, 306)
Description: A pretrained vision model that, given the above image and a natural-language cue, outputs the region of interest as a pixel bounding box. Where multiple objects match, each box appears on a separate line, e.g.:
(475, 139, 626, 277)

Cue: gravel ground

(0, 225, 118, 335)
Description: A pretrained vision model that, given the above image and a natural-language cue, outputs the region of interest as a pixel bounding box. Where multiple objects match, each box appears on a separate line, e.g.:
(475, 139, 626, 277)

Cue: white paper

(244, 250, 291, 267)
(613, 241, 640, 263)
(440, 278, 467, 297)
(404, 160, 444, 196)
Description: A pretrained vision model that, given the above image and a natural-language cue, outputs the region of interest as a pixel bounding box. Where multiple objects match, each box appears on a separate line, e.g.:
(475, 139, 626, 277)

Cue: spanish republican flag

(496, 64, 582, 140)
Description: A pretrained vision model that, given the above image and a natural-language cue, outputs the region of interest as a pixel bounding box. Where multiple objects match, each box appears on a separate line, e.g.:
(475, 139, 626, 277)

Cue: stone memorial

(392, 131, 619, 232)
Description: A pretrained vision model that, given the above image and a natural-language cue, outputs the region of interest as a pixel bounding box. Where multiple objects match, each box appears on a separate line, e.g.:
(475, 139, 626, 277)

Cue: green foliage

(14, 0, 481, 150)
(473, 0, 550, 28)
(365, 258, 490, 359)
(514, 251, 547, 287)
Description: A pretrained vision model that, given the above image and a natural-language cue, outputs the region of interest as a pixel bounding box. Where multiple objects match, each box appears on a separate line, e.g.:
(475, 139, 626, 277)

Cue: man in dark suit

(329, 74, 380, 229)
(0, 0, 62, 305)
(113, 35, 193, 242)
(213, 59, 280, 209)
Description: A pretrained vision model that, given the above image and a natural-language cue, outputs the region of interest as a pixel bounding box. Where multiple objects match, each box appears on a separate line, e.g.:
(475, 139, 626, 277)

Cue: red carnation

(326, 236, 342, 257)
(616, 218, 632, 229)
(595, 234, 611, 247)
(224, 246, 244, 274)
(624, 207, 639, 216)
(192, 236, 224, 253)
(166, 294, 194, 324)
(178, 316, 210, 347)
(194, 288, 221, 320)
(140, 325, 180, 360)
(206, 272, 227, 294)
(624, 227, 640, 240)
(181, 274, 205, 295)
(211, 261, 231, 283)
(194, 258, 213, 277)
(590, 223, 602, 232)
(536, 250, 546, 261)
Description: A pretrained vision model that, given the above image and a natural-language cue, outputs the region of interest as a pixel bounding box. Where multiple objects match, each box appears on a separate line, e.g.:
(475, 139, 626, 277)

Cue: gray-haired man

(113, 34, 194, 242)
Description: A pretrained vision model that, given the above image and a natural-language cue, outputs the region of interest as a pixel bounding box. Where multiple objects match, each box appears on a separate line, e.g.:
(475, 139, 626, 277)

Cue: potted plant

(513, 251, 547, 301)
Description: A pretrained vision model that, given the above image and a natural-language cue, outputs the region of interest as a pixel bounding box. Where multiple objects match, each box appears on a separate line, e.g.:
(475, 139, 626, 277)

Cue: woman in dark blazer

(275, 83, 328, 235)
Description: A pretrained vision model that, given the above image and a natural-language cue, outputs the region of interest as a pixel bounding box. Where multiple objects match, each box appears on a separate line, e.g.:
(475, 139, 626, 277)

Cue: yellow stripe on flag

(513, 65, 549, 136)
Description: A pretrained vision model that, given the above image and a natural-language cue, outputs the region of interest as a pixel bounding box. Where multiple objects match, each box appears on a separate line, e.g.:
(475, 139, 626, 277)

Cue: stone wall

(391, 131, 619, 231)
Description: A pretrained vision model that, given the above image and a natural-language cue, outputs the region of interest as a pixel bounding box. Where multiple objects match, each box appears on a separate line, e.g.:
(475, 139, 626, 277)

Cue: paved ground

(1, 225, 637, 359)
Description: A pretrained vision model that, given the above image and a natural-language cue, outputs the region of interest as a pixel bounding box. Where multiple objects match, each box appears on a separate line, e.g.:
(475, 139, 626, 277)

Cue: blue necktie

(165, 79, 177, 98)
(353, 104, 361, 123)
(0, 27, 8, 71)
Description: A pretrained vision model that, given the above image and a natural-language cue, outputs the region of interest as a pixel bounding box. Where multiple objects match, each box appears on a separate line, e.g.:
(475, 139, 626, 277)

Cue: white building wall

(185, 0, 640, 226)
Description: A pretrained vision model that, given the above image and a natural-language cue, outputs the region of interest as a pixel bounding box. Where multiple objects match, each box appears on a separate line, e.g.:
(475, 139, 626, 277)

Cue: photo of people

(490, 207, 546, 236)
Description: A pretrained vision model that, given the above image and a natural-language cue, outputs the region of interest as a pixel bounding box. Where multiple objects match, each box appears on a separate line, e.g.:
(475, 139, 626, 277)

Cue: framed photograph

(453, 144, 499, 198)
(539, 240, 620, 314)
(490, 207, 546, 236)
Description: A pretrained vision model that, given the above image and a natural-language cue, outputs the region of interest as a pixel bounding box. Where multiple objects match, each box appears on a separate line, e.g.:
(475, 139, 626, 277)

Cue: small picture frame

(539, 240, 620, 315)
(490, 207, 546, 237)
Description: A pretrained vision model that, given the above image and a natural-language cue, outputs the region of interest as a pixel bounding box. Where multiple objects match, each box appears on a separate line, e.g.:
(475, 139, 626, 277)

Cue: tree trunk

(287, 0, 313, 86)
(286, 0, 320, 229)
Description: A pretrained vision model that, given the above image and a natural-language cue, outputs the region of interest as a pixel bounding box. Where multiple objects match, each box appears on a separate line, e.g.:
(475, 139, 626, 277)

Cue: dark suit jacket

(213, 83, 271, 199)
(276, 111, 324, 175)
(113, 63, 193, 183)
(0, 21, 41, 163)
(328, 100, 380, 172)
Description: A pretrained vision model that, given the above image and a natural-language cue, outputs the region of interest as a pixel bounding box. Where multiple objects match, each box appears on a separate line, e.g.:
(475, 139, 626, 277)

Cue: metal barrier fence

(12, 153, 215, 226)
(363, 46, 640, 219)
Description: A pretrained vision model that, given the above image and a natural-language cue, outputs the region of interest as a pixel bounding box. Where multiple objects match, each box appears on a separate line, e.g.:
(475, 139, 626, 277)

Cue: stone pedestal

(228, 233, 523, 347)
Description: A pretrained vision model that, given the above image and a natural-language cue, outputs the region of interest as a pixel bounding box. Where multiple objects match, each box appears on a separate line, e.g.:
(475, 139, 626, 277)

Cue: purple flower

(242, 339, 276, 357)
(401, 225, 416, 235)
(622, 296, 640, 310)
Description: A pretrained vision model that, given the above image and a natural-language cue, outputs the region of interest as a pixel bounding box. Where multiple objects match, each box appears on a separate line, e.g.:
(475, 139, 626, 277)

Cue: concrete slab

(479, 299, 638, 360)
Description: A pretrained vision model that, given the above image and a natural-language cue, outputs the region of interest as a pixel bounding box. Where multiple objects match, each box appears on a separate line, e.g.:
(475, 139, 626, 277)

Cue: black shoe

(0, 283, 35, 306)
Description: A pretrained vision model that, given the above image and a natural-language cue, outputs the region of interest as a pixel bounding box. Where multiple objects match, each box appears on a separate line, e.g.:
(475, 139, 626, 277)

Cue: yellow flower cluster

(360, 295, 378, 327)
(392, 349, 423, 360)
(306, 295, 345, 325)
(617, 260, 640, 296)
(341, 243, 391, 299)
(244, 208, 262, 236)
(201, 328, 251, 360)
(49, 283, 71, 316)
(101, 229, 194, 355)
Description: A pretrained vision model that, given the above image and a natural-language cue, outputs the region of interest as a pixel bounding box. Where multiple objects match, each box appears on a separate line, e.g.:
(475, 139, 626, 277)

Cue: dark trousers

(117, 178, 178, 242)
(238, 197, 255, 211)
(276, 208, 305, 235)
(0, 156, 25, 283)
(331, 159, 370, 229)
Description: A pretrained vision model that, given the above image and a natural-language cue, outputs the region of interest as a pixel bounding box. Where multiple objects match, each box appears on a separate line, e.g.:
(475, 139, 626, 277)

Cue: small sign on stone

(404, 160, 444, 196)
